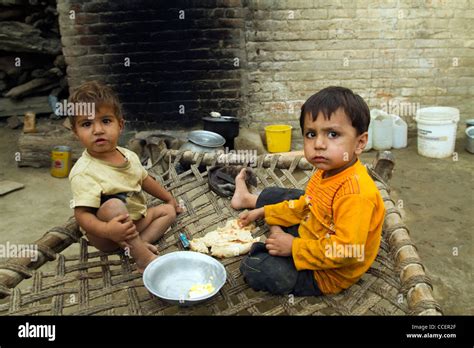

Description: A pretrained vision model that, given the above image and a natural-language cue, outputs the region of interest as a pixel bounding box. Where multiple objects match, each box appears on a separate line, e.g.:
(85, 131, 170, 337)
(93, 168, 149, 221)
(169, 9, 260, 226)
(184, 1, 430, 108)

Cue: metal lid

(202, 116, 239, 123)
(187, 130, 225, 147)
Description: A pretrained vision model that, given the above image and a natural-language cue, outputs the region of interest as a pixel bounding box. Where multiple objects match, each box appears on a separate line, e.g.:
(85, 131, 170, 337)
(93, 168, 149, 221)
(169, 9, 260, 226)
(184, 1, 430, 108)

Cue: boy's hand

(104, 214, 139, 243)
(238, 208, 264, 227)
(167, 197, 184, 214)
(265, 225, 294, 257)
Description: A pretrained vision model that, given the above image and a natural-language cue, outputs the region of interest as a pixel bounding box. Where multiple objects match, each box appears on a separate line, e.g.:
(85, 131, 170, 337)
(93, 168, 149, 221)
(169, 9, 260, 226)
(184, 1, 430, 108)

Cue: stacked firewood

(0, 0, 67, 120)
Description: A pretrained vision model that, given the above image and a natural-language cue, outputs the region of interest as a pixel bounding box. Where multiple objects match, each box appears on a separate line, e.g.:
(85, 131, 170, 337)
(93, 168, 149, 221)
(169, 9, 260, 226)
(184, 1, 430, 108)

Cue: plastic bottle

(373, 111, 393, 150)
(366, 109, 385, 152)
(391, 114, 408, 149)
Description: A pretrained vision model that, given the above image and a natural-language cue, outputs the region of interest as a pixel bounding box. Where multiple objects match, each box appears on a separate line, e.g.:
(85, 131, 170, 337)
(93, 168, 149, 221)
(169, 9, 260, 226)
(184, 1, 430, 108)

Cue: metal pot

(179, 130, 225, 153)
(202, 116, 239, 149)
(466, 126, 474, 154)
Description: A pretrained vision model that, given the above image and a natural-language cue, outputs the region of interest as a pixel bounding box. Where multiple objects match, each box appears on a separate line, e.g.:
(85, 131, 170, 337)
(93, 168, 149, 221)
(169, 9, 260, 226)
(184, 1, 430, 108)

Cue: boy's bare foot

(136, 254, 158, 274)
(231, 168, 255, 210)
(145, 242, 159, 255)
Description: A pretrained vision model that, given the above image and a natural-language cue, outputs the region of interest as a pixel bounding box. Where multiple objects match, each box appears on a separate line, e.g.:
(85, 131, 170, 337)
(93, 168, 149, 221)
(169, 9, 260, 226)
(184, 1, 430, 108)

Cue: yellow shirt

(69, 146, 149, 220)
(264, 159, 385, 294)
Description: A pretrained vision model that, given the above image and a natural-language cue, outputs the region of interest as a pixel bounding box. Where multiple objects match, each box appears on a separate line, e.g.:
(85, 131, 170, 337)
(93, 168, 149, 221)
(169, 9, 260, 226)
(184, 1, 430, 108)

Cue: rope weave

(0, 150, 442, 315)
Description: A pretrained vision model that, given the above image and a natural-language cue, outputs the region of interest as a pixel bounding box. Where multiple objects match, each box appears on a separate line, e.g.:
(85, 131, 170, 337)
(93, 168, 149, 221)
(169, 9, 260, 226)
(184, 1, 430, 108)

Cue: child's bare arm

(74, 207, 138, 243)
(142, 175, 173, 202)
(142, 175, 183, 213)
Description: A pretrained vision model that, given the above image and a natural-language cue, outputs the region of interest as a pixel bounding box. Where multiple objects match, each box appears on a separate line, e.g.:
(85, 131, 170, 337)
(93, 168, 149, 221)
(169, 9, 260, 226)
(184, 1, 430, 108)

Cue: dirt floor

(0, 123, 472, 314)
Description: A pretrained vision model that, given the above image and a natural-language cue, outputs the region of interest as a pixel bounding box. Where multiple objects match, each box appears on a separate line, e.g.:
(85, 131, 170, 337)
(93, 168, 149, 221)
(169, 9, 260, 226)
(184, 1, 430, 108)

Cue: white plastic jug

(366, 109, 385, 152)
(391, 115, 407, 149)
(373, 113, 393, 150)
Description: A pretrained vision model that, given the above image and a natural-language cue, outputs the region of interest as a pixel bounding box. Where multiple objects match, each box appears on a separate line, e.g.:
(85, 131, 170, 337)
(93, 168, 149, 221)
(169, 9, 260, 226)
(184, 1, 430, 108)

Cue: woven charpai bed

(0, 149, 442, 315)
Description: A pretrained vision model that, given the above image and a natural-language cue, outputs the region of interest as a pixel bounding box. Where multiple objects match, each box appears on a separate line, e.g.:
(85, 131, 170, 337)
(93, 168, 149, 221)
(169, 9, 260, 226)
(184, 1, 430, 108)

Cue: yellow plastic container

(265, 125, 292, 153)
(51, 146, 72, 178)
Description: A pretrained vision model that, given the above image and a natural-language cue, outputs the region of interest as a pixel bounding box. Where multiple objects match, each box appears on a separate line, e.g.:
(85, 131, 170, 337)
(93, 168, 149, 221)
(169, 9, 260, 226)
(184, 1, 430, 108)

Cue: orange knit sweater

(264, 159, 385, 294)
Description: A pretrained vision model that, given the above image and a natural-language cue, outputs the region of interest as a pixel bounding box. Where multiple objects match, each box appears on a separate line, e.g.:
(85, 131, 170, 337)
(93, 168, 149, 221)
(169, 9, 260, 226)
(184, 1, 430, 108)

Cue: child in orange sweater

(232, 86, 385, 295)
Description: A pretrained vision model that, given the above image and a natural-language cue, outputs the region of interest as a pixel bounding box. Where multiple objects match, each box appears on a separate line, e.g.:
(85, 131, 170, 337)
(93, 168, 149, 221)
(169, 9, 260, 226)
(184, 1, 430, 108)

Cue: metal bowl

(143, 251, 226, 306)
(187, 130, 226, 147)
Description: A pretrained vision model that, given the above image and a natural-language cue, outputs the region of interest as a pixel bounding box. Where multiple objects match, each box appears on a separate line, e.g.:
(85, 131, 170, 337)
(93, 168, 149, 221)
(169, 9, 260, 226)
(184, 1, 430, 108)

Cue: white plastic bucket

(373, 114, 393, 150)
(391, 115, 407, 149)
(415, 107, 459, 158)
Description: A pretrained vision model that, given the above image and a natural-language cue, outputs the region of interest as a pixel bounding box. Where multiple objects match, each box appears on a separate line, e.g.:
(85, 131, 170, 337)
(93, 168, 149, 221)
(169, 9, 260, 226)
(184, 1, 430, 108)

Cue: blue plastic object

(179, 233, 190, 249)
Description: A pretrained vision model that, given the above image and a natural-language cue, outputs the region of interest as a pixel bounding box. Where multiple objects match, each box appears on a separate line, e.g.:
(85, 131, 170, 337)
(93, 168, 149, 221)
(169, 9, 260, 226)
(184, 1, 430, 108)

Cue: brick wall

(57, 0, 473, 138)
(57, 0, 245, 129)
(243, 0, 474, 140)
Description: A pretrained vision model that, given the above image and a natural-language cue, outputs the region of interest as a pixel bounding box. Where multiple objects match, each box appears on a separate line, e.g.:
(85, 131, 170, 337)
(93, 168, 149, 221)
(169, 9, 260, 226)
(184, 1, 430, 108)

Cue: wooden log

(45, 66, 63, 77)
(30, 67, 63, 79)
(0, 21, 61, 55)
(17, 125, 83, 167)
(0, 7, 24, 21)
(24, 11, 43, 24)
(378, 185, 443, 315)
(172, 149, 395, 175)
(53, 55, 66, 69)
(4, 77, 55, 98)
(6, 115, 22, 129)
(373, 151, 395, 183)
(0, 96, 51, 117)
(166, 149, 313, 170)
(0, 0, 27, 5)
(0, 55, 50, 76)
(0, 217, 80, 298)
(30, 81, 59, 94)
(275, 150, 304, 157)
(30, 68, 47, 78)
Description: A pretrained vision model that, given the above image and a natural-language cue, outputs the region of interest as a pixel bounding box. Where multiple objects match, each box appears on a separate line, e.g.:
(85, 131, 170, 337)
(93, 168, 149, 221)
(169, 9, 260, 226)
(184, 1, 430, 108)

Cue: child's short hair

(68, 81, 123, 129)
(299, 86, 370, 135)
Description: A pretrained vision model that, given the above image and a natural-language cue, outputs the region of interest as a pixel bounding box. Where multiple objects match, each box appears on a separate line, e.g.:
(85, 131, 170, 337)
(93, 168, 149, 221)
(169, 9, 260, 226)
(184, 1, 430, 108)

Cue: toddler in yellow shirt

(68, 81, 182, 273)
(232, 86, 385, 295)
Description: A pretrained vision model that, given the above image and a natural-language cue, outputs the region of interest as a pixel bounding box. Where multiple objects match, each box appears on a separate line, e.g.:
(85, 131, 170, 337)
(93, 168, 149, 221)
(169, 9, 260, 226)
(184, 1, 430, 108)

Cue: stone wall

(57, 0, 473, 139)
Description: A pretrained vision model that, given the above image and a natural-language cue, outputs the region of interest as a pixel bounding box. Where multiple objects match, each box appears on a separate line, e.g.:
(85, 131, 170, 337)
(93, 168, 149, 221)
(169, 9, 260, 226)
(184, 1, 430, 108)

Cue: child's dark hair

(68, 80, 123, 130)
(299, 86, 370, 135)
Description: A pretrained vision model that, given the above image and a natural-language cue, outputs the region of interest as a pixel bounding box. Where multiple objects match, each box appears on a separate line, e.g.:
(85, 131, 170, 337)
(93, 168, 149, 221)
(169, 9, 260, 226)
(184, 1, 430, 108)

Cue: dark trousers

(240, 187, 322, 296)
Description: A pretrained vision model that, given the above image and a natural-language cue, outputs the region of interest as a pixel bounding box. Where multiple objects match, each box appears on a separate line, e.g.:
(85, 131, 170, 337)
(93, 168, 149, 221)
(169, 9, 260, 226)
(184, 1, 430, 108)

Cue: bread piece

(189, 238, 209, 254)
(189, 219, 259, 258)
(210, 240, 257, 258)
